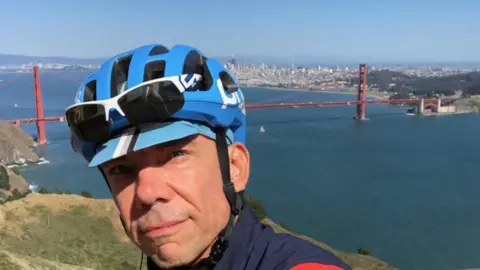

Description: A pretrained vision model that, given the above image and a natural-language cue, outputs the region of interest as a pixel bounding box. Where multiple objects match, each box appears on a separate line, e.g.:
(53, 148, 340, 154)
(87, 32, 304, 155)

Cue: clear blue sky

(1, 0, 479, 62)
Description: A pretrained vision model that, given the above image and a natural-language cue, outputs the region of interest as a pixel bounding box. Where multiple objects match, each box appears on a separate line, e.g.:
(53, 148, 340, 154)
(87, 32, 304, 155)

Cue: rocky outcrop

(0, 121, 39, 166)
(0, 121, 36, 203)
(0, 165, 30, 204)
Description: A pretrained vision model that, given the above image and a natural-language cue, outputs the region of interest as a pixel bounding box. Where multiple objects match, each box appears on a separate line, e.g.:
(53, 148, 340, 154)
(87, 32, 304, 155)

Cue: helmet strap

(214, 127, 243, 216)
(190, 127, 244, 268)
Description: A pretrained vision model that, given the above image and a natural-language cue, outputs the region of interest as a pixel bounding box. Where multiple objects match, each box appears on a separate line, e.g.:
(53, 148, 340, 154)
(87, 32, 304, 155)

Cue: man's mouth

(142, 219, 187, 238)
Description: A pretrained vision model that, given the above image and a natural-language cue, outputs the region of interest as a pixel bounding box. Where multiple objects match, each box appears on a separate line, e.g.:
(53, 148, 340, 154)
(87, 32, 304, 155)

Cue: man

(66, 43, 352, 270)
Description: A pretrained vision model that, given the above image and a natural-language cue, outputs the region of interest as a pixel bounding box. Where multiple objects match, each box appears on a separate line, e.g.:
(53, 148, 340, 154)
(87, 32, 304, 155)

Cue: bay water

(0, 71, 479, 270)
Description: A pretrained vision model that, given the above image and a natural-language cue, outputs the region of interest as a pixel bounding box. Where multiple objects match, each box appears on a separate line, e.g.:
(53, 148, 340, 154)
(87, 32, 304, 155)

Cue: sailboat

(260, 126, 265, 133)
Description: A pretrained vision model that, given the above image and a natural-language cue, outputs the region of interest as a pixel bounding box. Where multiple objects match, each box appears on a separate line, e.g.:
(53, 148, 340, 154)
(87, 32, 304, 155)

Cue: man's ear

(228, 142, 250, 192)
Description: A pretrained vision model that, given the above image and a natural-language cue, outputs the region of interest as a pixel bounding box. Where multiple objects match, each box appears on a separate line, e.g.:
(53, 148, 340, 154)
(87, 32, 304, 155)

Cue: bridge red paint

(33, 66, 47, 144)
(357, 63, 368, 120)
(7, 117, 65, 125)
(6, 98, 453, 125)
(424, 103, 439, 112)
(245, 98, 454, 109)
(1, 64, 459, 143)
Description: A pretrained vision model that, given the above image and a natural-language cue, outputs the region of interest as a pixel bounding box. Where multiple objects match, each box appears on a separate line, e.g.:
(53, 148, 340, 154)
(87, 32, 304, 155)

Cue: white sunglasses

(65, 73, 202, 122)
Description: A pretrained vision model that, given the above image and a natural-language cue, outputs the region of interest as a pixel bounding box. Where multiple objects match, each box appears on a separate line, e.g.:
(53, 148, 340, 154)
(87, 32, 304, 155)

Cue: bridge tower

(33, 66, 47, 144)
(418, 98, 425, 115)
(356, 63, 368, 120)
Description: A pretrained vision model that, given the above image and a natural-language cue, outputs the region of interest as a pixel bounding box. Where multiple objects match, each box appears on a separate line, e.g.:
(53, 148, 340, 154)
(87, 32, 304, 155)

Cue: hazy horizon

(2, 52, 480, 67)
(1, 0, 480, 63)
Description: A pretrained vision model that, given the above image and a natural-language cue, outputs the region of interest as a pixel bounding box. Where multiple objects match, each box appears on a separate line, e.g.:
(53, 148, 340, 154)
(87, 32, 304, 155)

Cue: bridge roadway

(4, 98, 455, 125)
(245, 98, 452, 109)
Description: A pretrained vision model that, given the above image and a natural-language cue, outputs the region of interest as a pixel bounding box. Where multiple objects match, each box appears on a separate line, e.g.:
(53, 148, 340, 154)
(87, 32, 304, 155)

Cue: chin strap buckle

(196, 236, 229, 268)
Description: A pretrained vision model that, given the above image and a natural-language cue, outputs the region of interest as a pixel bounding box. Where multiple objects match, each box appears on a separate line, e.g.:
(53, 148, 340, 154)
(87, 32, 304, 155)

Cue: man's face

(100, 134, 249, 268)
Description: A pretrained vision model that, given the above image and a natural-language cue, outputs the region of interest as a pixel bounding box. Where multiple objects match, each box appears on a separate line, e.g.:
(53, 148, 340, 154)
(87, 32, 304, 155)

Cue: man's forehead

(159, 134, 201, 149)
(102, 135, 201, 164)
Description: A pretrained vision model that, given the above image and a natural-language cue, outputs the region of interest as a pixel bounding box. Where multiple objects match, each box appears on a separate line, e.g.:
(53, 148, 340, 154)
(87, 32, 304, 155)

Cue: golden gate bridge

(1, 64, 456, 145)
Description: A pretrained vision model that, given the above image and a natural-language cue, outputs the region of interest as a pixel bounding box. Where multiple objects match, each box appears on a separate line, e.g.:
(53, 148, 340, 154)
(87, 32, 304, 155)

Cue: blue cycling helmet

(68, 44, 246, 167)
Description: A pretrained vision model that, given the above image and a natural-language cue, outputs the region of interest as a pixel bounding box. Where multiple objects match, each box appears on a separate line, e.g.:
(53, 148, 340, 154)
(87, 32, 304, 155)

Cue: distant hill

(3, 52, 480, 69)
(349, 69, 480, 97)
(0, 52, 355, 68)
(0, 54, 105, 66)
(366, 70, 413, 90)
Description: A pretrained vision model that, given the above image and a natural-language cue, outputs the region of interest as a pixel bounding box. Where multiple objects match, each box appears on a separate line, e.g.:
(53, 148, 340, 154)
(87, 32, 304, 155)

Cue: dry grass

(0, 250, 94, 270)
(0, 193, 395, 270)
(0, 193, 129, 242)
(0, 194, 143, 269)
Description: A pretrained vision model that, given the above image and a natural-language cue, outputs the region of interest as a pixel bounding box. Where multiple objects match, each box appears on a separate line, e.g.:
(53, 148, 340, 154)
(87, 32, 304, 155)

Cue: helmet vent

(83, 80, 97, 101)
(219, 72, 238, 94)
(148, 45, 169, 56)
(183, 51, 212, 90)
(144, 60, 166, 81)
(111, 55, 133, 97)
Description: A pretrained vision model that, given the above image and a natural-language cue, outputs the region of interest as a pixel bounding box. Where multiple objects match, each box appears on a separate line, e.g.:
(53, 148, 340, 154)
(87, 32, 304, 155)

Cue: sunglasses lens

(67, 79, 186, 143)
(65, 104, 111, 142)
(118, 80, 184, 124)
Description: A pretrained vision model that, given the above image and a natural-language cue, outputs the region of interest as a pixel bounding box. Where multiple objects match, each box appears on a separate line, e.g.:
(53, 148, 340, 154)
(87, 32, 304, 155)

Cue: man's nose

(135, 166, 175, 207)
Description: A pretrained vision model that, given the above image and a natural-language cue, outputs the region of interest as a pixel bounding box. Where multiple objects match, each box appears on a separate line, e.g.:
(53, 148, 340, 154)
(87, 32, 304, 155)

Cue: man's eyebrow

(102, 155, 127, 167)
(155, 135, 197, 149)
(102, 135, 198, 167)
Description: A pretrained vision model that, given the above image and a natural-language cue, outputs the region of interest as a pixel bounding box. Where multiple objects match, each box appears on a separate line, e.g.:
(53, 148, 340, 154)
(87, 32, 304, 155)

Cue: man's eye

(108, 165, 134, 175)
(171, 150, 187, 158)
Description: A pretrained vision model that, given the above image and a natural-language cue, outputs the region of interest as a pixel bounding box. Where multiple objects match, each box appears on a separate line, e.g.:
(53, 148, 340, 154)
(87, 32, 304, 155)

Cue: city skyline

(1, 0, 479, 62)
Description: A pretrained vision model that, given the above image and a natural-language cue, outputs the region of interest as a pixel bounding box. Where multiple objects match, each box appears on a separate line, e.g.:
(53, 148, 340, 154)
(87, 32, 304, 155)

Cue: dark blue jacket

(147, 205, 352, 270)
(213, 205, 352, 270)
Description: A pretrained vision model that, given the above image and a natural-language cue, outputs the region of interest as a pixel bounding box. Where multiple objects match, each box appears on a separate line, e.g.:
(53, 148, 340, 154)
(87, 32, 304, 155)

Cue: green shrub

(11, 189, 22, 199)
(246, 195, 267, 219)
(38, 187, 50, 194)
(54, 188, 63, 194)
(80, 191, 93, 198)
(4, 189, 27, 203)
(357, 248, 370, 255)
(10, 167, 21, 176)
(0, 166, 10, 190)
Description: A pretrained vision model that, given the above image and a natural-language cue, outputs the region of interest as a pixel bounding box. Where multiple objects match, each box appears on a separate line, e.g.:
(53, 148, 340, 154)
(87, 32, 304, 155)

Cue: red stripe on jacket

(291, 262, 345, 270)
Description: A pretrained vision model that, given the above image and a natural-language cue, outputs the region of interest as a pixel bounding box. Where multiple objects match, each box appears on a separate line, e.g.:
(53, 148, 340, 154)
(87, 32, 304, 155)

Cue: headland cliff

(0, 121, 38, 203)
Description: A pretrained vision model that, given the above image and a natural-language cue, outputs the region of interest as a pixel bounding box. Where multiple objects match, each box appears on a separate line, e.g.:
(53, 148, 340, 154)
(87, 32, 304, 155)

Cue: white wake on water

(37, 157, 51, 165)
(6, 158, 51, 194)
(29, 182, 39, 193)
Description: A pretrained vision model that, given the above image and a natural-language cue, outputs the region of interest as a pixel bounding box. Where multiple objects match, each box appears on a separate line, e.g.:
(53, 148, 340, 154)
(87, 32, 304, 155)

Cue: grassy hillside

(0, 194, 395, 270)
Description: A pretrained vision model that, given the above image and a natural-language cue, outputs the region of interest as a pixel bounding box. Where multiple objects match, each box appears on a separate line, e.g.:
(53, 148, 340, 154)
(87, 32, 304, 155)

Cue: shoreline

(242, 85, 387, 100)
(421, 110, 479, 116)
(244, 85, 480, 115)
